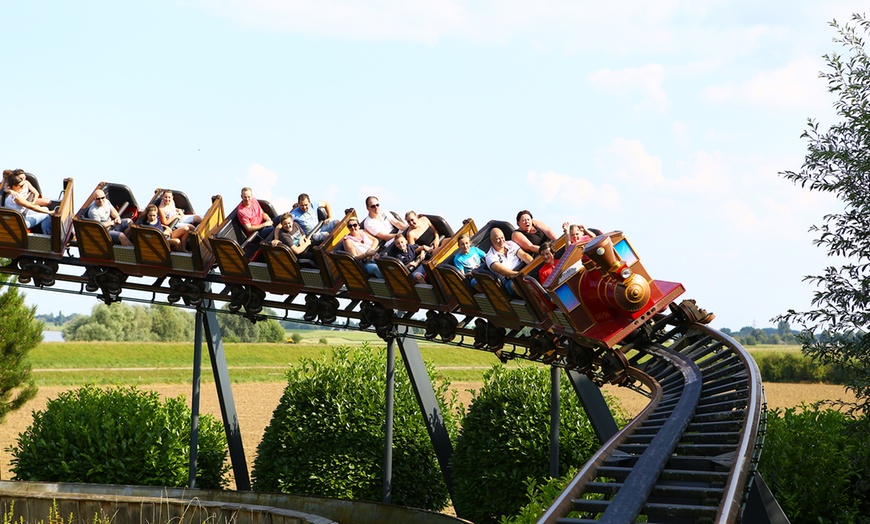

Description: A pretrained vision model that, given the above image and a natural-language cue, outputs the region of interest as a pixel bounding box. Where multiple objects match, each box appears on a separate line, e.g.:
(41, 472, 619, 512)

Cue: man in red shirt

(236, 187, 274, 254)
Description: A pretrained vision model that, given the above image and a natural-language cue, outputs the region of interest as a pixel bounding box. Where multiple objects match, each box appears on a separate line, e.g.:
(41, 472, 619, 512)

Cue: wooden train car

(324, 211, 457, 311)
(209, 199, 351, 315)
(73, 183, 224, 302)
(0, 174, 75, 286)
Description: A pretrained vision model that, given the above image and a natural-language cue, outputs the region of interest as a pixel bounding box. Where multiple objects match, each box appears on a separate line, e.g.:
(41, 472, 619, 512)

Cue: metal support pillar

(395, 328, 455, 502)
(567, 370, 619, 444)
(743, 472, 791, 523)
(200, 297, 251, 490)
(550, 366, 560, 478)
(188, 308, 204, 488)
(382, 337, 396, 503)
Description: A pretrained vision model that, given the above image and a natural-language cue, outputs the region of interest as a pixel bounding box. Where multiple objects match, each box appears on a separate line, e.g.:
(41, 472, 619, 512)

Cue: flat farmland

(0, 339, 856, 483)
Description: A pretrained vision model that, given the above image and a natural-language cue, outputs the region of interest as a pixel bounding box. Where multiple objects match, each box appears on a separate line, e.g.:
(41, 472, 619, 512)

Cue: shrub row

(752, 351, 847, 383)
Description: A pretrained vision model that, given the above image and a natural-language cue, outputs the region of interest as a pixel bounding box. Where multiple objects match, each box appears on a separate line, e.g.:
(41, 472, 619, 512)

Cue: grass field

(31, 331, 528, 385)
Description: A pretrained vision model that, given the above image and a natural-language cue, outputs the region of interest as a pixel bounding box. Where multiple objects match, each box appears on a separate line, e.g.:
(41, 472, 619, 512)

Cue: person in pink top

(237, 187, 274, 241)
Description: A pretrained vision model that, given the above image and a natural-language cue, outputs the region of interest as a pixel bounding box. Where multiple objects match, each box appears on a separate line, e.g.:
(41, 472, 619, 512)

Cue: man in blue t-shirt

(290, 193, 339, 244)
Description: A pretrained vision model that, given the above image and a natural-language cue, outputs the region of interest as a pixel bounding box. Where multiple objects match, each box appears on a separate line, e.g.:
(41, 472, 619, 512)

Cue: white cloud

(526, 170, 620, 210)
(702, 55, 829, 111)
(601, 138, 665, 186)
(588, 64, 668, 113)
(240, 163, 295, 212)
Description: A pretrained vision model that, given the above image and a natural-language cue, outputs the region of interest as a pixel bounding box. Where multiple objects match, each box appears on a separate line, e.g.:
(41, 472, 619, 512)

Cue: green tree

(149, 304, 195, 342)
(63, 303, 154, 341)
(0, 273, 40, 424)
(778, 14, 870, 412)
(217, 305, 285, 343)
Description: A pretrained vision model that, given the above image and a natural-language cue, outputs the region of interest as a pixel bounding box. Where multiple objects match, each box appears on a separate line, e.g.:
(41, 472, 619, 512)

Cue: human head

(240, 187, 254, 206)
(458, 233, 472, 254)
(365, 196, 380, 216)
(540, 241, 555, 263)
(516, 210, 533, 231)
(347, 218, 360, 232)
(93, 189, 108, 205)
(405, 211, 418, 226)
(297, 193, 311, 212)
(145, 204, 159, 221)
(161, 190, 174, 204)
(490, 228, 506, 249)
(394, 234, 408, 251)
(281, 213, 294, 229)
(568, 224, 583, 244)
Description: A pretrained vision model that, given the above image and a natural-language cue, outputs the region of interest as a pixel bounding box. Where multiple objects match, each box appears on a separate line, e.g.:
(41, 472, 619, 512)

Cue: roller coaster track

(539, 324, 767, 524)
(0, 258, 774, 523)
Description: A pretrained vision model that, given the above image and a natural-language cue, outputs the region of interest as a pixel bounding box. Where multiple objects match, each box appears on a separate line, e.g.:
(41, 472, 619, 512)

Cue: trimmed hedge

(8, 385, 228, 488)
(451, 365, 628, 523)
(752, 352, 846, 383)
(252, 344, 458, 511)
(759, 405, 870, 522)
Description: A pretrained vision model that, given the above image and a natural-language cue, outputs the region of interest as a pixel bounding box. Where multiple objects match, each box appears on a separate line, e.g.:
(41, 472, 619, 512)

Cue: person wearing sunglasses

(362, 196, 407, 249)
(2, 169, 52, 235)
(343, 219, 383, 278)
(86, 188, 130, 244)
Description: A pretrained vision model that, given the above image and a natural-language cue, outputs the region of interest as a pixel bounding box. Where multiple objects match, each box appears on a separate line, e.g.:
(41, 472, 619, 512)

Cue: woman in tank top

(511, 209, 557, 254)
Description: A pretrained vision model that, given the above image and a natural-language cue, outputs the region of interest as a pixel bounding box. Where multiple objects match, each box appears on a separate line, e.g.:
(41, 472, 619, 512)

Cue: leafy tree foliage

(9, 384, 229, 488)
(216, 305, 285, 343)
(63, 303, 195, 342)
(252, 344, 458, 511)
(0, 273, 40, 424)
(778, 14, 870, 412)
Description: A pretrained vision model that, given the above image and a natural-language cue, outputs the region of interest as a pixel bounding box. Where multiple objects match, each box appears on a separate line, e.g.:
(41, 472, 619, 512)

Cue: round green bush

(252, 344, 458, 511)
(8, 385, 229, 488)
(451, 365, 629, 523)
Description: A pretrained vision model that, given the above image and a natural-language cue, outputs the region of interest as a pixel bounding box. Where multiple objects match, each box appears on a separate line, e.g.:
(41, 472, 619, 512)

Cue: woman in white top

(158, 190, 201, 232)
(2, 170, 52, 234)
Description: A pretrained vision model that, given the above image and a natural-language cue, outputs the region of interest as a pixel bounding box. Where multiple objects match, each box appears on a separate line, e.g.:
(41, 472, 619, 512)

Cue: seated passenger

(3, 170, 52, 234)
(158, 190, 201, 232)
(290, 193, 339, 244)
(1, 169, 51, 207)
(86, 189, 130, 243)
(236, 187, 274, 243)
(126, 204, 189, 252)
(453, 233, 486, 275)
(512, 210, 558, 254)
(404, 211, 441, 249)
(271, 213, 316, 265)
(485, 228, 532, 297)
(562, 223, 596, 245)
(537, 241, 559, 283)
(453, 233, 486, 290)
(343, 218, 383, 279)
(363, 196, 407, 249)
(390, 234, 431, 284)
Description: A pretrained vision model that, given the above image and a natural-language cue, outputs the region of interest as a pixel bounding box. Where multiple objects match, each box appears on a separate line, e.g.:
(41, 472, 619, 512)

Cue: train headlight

(620, 268, 631, 279)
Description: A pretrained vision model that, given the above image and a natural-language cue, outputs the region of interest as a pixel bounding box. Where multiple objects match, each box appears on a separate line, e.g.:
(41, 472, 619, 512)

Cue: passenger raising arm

(363, 196, 407, 248)
(512, 210, 558, 254)
(562, 223, 596, 245)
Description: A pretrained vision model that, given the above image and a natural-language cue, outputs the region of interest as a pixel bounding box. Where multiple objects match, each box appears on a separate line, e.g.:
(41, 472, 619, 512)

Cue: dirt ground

(0, 381, 857, 484)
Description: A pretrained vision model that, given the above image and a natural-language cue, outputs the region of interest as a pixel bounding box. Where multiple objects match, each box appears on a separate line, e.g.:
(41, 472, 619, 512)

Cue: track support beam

(567, 370, 619, 444)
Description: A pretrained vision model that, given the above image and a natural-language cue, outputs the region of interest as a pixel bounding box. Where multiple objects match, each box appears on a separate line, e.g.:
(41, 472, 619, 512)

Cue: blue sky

(2, 1, 864, 330)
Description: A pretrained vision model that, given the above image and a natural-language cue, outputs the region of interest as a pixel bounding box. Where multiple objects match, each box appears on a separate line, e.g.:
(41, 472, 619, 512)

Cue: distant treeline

(720, 321, 799, 346)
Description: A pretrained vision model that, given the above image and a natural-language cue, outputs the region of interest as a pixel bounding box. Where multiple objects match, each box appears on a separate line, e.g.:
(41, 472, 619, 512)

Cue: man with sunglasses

(86, 189, 131, 244)
(362, 196, 407, 249)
